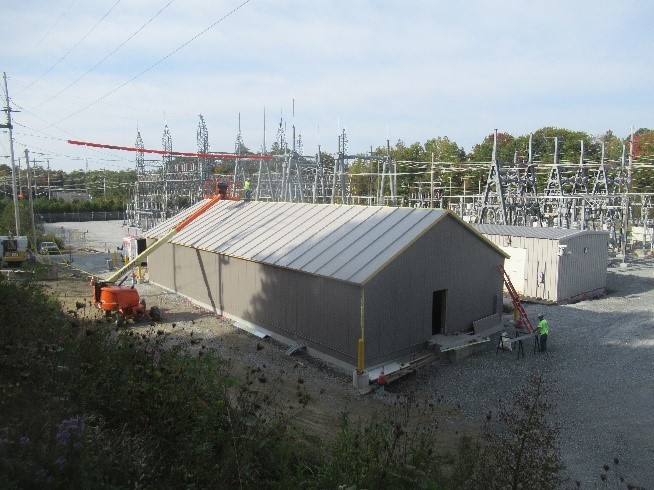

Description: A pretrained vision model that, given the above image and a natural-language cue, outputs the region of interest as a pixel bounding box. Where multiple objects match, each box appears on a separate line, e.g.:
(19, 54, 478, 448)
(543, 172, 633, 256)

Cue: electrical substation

(123, 118, 653, 259)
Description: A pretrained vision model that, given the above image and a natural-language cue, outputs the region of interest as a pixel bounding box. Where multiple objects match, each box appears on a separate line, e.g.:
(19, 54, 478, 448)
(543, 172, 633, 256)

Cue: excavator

(91, 181, 241, 326)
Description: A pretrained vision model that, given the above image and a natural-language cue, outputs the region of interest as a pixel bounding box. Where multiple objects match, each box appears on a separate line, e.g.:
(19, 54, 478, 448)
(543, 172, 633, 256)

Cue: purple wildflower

(56, 417, 85, 446)
(146, 347, 161, 367)
(19, 436, 30, 445)
(34, 468, 50, 483)
(54, 457, 67, 470)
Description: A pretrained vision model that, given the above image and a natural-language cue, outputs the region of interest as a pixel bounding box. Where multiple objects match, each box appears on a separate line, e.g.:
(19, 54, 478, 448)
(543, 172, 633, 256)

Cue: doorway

(432, 289, 447, 335)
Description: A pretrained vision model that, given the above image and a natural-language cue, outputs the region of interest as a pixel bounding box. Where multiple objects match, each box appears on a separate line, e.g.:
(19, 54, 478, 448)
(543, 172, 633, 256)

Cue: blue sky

(1, 0, 652, 172)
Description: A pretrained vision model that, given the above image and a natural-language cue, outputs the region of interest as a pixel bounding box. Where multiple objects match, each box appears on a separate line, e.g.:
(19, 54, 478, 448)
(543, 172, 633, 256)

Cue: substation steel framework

(127, 121, 654, 251)
(461, 130, 653, 251)
(128, 120, 397, 229)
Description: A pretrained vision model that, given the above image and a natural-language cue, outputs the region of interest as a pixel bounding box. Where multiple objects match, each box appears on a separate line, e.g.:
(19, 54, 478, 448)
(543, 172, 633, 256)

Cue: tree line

(351, 127, 654, 200)
(0, 125, 651, 229)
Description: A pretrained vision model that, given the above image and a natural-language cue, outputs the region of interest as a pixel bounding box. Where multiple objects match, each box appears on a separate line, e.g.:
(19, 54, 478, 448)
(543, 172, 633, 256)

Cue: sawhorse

(497, 332, 539, 358)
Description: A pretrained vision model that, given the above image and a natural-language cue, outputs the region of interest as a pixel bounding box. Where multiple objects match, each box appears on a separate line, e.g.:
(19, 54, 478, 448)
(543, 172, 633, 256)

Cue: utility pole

(2, 72, 20, 234)
(24, 149, 36, 249)
(47, 159, 51, 199)
(17, 157, 22, 196)
(430, 152, 435, 208)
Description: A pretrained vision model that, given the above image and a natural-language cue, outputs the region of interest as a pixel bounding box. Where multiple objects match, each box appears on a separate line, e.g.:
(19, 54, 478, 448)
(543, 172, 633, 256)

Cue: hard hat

(537, 314, 544, 319)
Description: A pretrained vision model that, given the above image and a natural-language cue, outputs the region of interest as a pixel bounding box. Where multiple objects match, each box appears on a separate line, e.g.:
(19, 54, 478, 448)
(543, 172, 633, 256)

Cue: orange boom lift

(69, 138, 260, 325)
(90, 192, 238, 325)
(68, 140, 262, 326)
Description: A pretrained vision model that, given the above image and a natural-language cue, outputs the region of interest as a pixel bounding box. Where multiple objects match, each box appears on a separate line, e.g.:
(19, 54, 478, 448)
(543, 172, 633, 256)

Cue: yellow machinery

(0, 236, 28, 268)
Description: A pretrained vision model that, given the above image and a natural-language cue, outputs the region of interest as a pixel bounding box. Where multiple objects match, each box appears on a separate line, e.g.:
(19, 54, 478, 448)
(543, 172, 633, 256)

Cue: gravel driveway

(403, 257, 654, 488)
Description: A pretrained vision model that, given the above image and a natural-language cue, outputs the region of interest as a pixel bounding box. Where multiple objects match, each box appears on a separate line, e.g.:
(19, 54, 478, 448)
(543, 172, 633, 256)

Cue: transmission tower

(233, 114, 247, 187)
(331, 129, 349, 204)
(197, 114, 209, 184)
(161, 125, 173, 217)
(136, 131, 144, 173)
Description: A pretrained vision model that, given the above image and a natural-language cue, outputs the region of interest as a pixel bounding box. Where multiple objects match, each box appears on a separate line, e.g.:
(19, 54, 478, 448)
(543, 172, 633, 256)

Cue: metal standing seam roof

(472, 223, 608, 241)
(146, 201, 492, 284)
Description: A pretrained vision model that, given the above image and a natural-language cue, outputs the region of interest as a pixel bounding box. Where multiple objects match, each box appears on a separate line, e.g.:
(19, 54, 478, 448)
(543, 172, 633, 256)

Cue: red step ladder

(498, 265, 534, 333)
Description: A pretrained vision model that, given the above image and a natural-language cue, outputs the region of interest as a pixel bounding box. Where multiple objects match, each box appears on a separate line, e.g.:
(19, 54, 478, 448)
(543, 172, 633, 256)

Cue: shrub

(464, 372, 565, 489)
(0, 278, 311, 487)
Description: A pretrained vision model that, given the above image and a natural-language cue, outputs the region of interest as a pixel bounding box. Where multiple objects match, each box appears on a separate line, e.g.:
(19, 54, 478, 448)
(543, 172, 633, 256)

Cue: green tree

(596, 129, 624, 162)
(425, 136, 465, 162)
(391, 140, 425, 162)
(348, 158, 375, 198)
(391, 140, 426, 202)
(0, 198, 29, 235)
(634, 128, 654, 160)
(469, 132, 516, 162)
(269, 141, 286, 156)
(529, 127, 599, 163)
(318, 150, 335, 169)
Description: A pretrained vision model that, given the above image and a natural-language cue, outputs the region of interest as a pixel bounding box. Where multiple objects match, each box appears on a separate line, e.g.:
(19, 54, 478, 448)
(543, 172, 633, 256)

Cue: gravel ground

(45, 221, 654, 487)
(43, 220, 138, 252)
(402, 257, 654, 488)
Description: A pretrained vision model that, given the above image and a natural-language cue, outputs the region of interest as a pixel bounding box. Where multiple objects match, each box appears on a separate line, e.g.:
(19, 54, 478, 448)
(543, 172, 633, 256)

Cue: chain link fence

(38, 212, 127, 223)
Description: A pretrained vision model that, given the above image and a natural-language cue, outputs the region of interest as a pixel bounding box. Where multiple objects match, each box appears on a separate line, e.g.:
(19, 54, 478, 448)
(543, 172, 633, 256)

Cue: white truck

(122, 235, 147, 265)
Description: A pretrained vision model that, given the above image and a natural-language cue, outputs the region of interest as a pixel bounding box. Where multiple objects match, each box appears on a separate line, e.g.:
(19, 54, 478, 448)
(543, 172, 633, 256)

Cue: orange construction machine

(91, 190, 238, 326)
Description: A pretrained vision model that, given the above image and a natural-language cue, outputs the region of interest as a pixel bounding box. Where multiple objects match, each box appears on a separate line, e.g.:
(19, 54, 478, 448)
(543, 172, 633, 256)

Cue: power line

(12, 102, 137, 165)
(12, 0, 80, 75)
(34, 0, 175, 109)
(12, 139, 133, 169)
(20, 0, 123, 93)
(11, 99, 80, 142)
(48, 0, 253, 128)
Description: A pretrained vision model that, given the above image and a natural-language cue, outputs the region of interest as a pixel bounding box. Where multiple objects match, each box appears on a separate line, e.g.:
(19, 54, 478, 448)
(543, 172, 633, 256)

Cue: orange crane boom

(67, 139, 273, 160)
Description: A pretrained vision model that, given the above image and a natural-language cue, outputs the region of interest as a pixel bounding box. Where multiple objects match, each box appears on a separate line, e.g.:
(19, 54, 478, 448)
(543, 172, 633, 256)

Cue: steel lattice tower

(197, 114, 209, 186)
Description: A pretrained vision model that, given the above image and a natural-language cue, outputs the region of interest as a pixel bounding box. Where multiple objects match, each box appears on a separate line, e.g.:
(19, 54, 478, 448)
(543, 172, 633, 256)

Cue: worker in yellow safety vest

(537, 314, 549, 352)
(244, 179, 252, 201)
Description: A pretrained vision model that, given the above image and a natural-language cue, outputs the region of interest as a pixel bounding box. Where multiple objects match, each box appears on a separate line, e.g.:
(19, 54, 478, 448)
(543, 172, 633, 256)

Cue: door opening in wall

(432, 289, 447, 335)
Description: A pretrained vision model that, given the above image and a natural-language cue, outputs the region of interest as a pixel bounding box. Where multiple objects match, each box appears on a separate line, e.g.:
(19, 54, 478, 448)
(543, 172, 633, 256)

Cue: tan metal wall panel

(550, 240, 561, 300)
(477, 230, 608, 303)
(521, 237, 534, 298)
(148, 242, 175, 290)
(476, 234, 555, 300)
(364, 215, 505, 366)
(152, 244, 361, 366)
(557, 233, 608, 300)
(499, 246, 527, 294)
